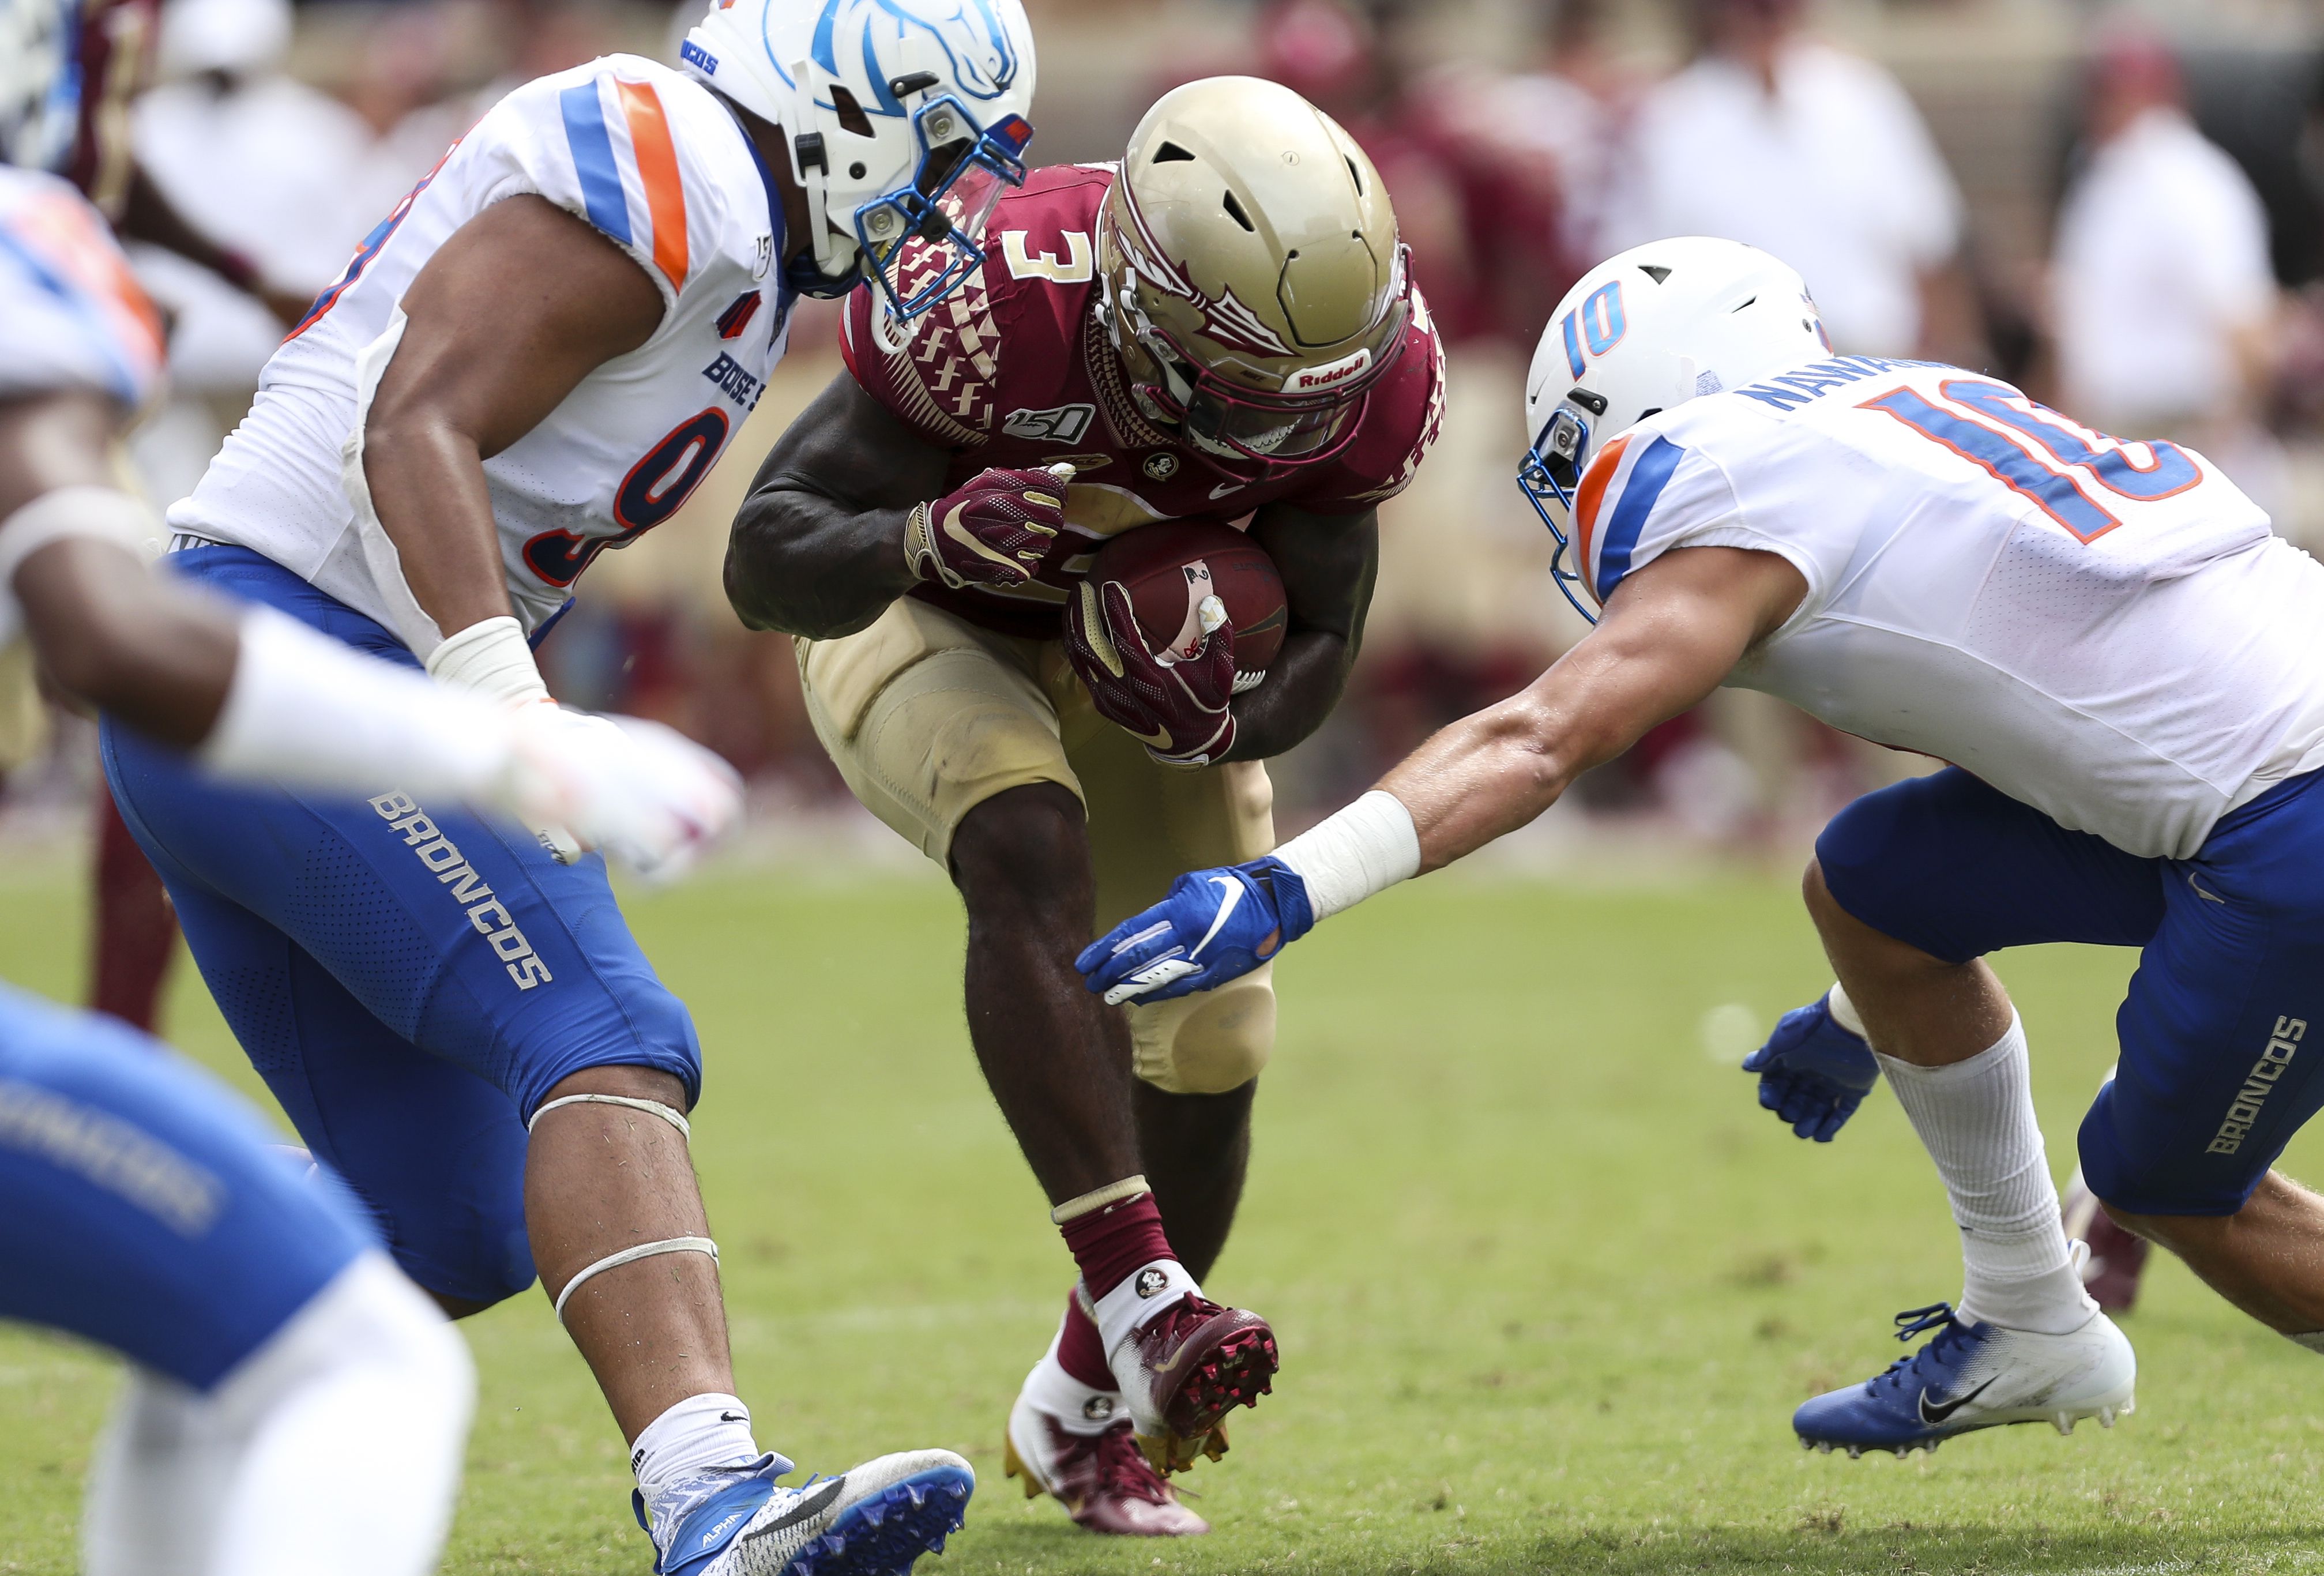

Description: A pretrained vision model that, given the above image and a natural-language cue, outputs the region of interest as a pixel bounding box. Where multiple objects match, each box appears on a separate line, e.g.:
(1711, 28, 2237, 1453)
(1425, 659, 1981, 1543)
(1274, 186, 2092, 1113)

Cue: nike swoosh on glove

(502, 707, 743, 881)
(1077, 856, 1314, 1006)
(904, 465, 1068, 590)
(1742, 994, 1881, 1142)
(1065, 580, 1236, 768)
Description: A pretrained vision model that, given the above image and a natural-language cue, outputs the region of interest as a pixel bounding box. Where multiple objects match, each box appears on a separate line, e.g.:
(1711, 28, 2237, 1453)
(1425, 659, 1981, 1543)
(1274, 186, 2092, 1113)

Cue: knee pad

(1127, 964, 1274, 1094)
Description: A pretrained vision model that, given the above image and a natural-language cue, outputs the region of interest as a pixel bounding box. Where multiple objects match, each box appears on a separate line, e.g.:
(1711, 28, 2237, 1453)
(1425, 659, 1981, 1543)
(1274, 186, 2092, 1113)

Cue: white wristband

(0, 486, 157, 646)
(201, 607, 512, 798)
(1827, 982, 1868, 1041)
(1271, 789, 1422, 923)
(426, 616, 549, 708)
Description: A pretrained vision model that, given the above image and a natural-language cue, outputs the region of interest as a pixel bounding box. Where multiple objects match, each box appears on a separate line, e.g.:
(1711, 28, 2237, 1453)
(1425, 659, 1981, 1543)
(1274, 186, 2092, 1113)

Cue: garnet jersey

(841, 163, 1446, 640)
(1574, 356, 2324, 859)
(0, 166, 166, 408)
(170, 57, 791, 652)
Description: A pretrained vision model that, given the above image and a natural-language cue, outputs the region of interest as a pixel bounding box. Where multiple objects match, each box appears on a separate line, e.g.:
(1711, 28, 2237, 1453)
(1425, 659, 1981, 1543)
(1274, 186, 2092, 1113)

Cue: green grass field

(5, 853, 2322, 1575)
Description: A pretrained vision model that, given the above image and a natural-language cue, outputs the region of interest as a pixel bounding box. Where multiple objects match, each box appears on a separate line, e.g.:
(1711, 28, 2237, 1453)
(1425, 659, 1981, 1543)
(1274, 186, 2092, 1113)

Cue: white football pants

(81, 1251, 474, 1576)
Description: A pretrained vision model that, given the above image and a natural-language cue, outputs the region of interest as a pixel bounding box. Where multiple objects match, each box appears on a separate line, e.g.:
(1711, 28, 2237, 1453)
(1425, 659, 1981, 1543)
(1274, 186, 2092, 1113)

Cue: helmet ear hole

(827, 84, 874, 138)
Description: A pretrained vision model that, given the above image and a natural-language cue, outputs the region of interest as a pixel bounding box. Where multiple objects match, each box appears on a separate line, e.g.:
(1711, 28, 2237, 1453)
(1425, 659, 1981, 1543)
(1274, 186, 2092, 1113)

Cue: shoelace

(1090, 1424, 1174, 1505)
(1144, 1293, 1225, 1345)
(1866, 1302, 1964, 1394)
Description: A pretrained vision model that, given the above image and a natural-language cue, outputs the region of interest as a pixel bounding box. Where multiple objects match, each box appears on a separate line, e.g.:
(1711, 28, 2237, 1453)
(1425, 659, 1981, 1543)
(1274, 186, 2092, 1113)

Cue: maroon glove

(1066, 578, 1238, 768)
(903, 465, 1068, 590)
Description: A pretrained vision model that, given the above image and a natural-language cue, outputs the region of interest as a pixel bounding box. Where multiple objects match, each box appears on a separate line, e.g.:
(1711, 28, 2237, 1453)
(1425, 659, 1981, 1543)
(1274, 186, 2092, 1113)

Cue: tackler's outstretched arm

(1077, 546, 1806, 1005)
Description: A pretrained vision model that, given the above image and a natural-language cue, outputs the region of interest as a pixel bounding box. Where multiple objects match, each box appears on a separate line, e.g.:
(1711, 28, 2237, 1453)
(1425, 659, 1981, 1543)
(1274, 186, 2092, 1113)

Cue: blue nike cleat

(637, 1450, 975, 1575)
(1742, 992, 1880, 1142)
(1795, 1302, 2136, 1458)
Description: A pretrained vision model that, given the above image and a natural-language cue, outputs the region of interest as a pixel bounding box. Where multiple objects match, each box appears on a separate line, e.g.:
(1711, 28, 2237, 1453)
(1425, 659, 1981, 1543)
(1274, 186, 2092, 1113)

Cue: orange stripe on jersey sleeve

(1572, 433, 1631, 596)
(615, 80, 690, 290)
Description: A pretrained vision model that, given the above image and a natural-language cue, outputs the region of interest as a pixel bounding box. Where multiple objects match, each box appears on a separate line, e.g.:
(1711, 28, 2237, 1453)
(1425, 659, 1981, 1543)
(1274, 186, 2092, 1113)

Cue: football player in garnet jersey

(88, 2, 1043, 1571)
(726, 76, 1443, 1535)
(1088, 235, 2324, 1462)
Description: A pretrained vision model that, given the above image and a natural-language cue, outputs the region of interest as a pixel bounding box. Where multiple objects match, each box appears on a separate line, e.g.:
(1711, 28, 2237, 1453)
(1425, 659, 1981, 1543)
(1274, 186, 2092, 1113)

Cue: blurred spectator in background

(2051, 21, 2285, 517)
(1494, 0, 1636, 288)
(1600, 0, 1976, 362)
(130, 0, 376, 501)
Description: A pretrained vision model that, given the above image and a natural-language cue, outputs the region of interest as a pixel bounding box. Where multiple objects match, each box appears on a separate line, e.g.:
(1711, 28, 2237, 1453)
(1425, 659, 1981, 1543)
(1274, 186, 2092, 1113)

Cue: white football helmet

(1, 0, 80, 173)
(680, 0, 1036, 324)
(1518, 237, 1832, 621)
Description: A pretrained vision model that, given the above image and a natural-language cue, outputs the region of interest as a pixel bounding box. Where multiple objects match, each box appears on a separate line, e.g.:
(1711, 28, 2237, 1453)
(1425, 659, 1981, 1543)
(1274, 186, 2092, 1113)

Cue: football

(1084, 522, 1287, 687)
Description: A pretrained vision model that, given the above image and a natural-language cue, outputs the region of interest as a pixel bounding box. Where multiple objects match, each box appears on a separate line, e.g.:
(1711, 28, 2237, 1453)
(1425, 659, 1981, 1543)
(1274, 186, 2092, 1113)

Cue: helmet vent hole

(1729, 295, 1757, 313)
(828, 84, 874, 138)
(1153, 141, 1198, 163)
(1221, 190, 1255, 232)
(1639, 264, 1672, 284)
(1345, 155, 1365, 194)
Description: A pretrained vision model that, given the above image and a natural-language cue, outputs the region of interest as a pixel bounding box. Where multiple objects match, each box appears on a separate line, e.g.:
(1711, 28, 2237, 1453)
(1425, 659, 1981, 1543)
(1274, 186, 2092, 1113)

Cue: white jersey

(1573, 358, 2324, 859)
(0, 167, 165, 408)
(0, 169, 167, 648)
(169, 56, 793, 652)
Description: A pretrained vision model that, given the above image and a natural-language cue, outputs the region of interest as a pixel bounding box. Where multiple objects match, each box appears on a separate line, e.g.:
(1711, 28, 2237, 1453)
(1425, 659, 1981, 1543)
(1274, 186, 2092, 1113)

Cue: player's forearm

(360, 418, 517, 638)
(1223, 628, 1349, 762)
(1378, 691, 1606, 871)
(16, 538, 236, 747)
(724, 483, 916, 638)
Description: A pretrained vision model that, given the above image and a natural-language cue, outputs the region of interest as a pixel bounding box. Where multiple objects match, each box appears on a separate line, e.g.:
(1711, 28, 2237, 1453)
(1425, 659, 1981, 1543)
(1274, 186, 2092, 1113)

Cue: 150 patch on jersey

(1002, 403, 1095, 444)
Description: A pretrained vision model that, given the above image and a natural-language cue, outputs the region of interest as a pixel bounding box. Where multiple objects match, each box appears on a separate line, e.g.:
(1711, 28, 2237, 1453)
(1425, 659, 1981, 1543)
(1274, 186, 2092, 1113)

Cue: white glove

(499, 705, 743, 881)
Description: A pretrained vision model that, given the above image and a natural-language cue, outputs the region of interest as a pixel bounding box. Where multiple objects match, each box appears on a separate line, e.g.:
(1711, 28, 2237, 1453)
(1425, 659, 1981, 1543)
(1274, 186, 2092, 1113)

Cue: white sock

(1021, 1313, 1124, 1436)
(1874, 1014, 2098, 1336)
(631, 1393, 761, 1515)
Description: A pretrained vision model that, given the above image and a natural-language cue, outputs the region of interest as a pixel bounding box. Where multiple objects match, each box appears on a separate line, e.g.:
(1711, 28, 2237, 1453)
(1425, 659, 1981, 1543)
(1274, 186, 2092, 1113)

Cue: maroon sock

(1055, 1290, 1114, 1389)
(1059, 1191, 1175, 1300)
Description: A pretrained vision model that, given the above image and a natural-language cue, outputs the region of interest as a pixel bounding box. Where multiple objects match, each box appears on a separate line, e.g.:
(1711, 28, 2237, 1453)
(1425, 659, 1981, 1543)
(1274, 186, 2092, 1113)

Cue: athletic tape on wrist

(1050, 1175, 1152, 1225)
(552, 1236, 719, 1323)
(426, 616, 550, 708)
(1827, 982, 1870, 1041)
(1272, 789, 1422, 921)
(528, 1092, 692, 1138)
(0, 485, 157, 593)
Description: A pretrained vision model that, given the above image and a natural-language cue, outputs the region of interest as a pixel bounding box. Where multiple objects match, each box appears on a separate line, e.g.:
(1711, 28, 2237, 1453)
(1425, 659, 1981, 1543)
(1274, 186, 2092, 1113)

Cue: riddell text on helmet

(370, 792, 554, 990)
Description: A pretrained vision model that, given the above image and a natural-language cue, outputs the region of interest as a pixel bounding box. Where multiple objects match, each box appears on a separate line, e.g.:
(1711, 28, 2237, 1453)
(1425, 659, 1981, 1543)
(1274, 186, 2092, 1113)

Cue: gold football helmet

(1097, 75, 1410, 475)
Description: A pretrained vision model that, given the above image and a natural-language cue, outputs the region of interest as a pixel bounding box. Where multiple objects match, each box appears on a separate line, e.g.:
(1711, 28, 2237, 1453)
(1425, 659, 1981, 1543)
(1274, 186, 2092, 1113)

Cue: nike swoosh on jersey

(1209, 482, 1244, 500)
(1916, 1375, 1998, 1425)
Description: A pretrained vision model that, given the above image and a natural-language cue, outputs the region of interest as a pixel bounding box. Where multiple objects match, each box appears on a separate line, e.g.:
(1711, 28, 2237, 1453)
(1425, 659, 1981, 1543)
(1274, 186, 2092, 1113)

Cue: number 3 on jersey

(1863, 377, 2199, 545)
(522, 408, 729, 587)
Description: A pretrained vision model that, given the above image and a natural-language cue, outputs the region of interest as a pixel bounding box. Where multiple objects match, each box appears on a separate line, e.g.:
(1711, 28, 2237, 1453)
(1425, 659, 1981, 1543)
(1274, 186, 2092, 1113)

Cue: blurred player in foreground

(727, 76, 1441, 1534)
(2, 24, 757, 1569)
(1084, 235, 2324, 1461)
(84, 2, 1038, 1571)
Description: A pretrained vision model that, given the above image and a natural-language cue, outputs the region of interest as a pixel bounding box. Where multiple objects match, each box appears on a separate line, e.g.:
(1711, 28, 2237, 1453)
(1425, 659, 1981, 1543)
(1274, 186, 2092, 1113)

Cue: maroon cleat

(1106, 1295, 1278, 1474)
(2063, 1168, 2150, 1314)
(1003, 1401, 1209, 1536)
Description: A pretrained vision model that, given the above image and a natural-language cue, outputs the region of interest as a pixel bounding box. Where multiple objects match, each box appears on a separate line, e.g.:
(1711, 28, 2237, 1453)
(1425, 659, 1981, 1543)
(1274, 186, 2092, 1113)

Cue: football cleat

(1107, 1294, 1278, 1474)
(1002, 1391, 1209, 1536)
(635, 1450, 974, 1576)
(1742, 992, 1881, 1142)
(1794, 1302, 2135, 1457)
(2061, 1167, 2150, 1314)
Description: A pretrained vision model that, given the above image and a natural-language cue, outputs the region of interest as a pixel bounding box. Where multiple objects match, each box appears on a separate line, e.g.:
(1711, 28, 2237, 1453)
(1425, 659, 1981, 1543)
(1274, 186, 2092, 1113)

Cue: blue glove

(1742, 994, 1880, 1142)
(1077, 856, 1315, 1006)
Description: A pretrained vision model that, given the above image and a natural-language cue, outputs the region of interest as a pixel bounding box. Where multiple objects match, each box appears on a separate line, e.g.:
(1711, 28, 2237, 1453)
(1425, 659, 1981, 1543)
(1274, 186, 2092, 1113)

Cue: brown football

(1084, 522, 1287, 684)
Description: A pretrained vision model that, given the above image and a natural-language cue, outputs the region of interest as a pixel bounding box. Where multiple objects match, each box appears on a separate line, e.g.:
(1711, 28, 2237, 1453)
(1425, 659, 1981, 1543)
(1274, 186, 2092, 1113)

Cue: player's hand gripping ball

(1742, 994, 1882, 1142)
(1065, 522, 1287, 769)
(903, 463, 1072, 589)
(1078, 856, 1315, 1005)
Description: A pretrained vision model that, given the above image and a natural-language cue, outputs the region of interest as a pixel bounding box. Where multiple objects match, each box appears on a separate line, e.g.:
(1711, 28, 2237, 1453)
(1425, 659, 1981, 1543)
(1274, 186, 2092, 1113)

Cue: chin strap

(529, 1093, 712, 1322)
